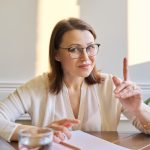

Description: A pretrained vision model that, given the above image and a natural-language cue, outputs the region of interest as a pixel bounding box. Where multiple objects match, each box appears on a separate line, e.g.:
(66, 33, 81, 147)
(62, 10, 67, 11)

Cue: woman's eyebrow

(67, 42, 94, 47)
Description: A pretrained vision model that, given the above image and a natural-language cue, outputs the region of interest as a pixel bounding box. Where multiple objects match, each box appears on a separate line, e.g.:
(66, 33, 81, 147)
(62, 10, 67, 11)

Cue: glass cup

(18, 127, 53, 150)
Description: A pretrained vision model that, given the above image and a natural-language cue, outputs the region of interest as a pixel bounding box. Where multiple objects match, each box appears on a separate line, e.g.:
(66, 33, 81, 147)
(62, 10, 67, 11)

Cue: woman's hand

(112, 76, 142, 113)
(112, 58, 142, 113)
(47, 118, 80, 143)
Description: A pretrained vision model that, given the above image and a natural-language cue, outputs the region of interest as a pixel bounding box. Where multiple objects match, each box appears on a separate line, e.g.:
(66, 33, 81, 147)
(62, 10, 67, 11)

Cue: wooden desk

(0, 131, 150, 150)
(87, 131, 150, 150)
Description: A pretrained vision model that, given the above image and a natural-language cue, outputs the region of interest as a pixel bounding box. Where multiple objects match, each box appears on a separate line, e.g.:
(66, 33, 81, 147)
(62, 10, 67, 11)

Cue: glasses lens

(69, 44, 100, 59)
(87, 44, 99, 56)
(68, 47, 81, 59)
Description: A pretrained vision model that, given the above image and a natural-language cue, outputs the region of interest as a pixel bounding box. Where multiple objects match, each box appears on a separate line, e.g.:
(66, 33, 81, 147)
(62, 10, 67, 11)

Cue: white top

(0, 73, 149, 141)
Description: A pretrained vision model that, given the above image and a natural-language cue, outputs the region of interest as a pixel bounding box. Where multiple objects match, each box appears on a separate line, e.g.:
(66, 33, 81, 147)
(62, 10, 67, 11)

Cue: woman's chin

(78, 71, 91, 78)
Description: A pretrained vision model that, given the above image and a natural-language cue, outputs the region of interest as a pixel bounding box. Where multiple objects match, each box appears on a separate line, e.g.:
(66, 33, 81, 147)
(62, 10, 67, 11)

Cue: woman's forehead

(60, 29, 95, 46)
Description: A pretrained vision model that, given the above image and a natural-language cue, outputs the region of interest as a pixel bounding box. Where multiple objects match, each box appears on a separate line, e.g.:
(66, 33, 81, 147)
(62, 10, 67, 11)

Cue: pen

(123, 57, 128, 81)
(60, 141, 81, 150)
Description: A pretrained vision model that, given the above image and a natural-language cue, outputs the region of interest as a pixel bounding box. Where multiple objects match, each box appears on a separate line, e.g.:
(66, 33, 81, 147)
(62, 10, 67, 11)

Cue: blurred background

(0, 0, 150, 130)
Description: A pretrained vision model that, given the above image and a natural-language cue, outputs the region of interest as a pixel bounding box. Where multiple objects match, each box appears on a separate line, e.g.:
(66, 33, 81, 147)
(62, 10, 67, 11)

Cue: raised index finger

(56, 118, 80, 126)
(123, 57, 128, 81)
(64, 119, 80, 128)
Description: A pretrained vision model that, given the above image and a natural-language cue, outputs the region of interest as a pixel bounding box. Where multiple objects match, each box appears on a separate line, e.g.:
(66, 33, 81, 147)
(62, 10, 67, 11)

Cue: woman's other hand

(112, 57, 142, 113)
(47, 118, 80, 143)
(112, 76, 142, 113)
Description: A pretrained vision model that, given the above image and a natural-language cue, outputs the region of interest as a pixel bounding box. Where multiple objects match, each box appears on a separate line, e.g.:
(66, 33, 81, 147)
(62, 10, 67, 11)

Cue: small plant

(144, 98, 150, 105)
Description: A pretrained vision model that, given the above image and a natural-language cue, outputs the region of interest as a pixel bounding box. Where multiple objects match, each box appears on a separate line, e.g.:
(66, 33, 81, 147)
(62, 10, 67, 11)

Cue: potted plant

(144, 98, 150, 106)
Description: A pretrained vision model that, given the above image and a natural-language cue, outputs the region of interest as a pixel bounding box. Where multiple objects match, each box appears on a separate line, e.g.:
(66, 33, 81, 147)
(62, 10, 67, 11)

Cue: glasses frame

(59, 43, 101, 59)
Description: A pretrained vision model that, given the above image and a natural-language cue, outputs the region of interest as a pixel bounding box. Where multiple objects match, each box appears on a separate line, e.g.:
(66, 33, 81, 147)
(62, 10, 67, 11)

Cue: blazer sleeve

(0, 73, 49, 141)
(0, 88, 29, 141)
(0, 76, 43, 141)
(122, 103, 150, 134)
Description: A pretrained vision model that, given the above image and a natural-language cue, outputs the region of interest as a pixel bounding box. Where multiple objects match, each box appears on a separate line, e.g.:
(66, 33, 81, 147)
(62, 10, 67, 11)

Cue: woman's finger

(54, 118, 80, 126)
(63, 118, 80, 128)
(54, 131, 66, 141)
(120, 89, 140, 99)
(114, 81, 131, 93)
(112, 76, 122, 87)
(123, 57, 128, 81)
(53, 135, 61, 143)
(115, 84, 141, 99)
(117, 86, 135, 98)
(50, 124, 72, 139)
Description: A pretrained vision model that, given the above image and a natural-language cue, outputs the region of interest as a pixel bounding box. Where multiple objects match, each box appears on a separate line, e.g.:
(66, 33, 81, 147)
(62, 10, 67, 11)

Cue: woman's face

(55, 29, 96, 79)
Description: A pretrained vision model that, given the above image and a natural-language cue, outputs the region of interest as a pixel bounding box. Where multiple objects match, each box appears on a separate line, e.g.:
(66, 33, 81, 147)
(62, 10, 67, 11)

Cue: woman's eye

(87, 45, 95, 49)
(87, 45, 95, 52)
(68, 47, 78, 52)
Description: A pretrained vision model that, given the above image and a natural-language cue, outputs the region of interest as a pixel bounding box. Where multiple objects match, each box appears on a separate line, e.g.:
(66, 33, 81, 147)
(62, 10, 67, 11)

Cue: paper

(51, 130, 130, 150)
(65, 130, 130, 150)
(51, 142, 72, 150)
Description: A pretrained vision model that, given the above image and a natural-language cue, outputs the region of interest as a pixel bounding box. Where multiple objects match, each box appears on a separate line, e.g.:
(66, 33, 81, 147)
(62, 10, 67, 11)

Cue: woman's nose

(79, 49, 89, 60)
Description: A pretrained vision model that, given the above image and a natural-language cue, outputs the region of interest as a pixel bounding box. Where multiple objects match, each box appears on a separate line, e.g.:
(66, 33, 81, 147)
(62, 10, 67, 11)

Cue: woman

(0, 18, 150, 142)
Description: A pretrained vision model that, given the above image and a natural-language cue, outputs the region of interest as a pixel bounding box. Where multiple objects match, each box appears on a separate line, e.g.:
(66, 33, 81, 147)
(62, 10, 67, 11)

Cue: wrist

(133, 103, 150, 130)
(143, 122, 150, 130)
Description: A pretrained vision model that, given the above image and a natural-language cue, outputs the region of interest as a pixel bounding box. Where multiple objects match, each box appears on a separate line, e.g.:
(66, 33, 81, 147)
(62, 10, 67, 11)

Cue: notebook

(52, 130, 130, 150)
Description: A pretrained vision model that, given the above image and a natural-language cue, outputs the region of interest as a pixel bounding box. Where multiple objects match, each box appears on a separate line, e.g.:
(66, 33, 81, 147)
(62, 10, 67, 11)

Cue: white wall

(0, 0, 150, 86)
(79, 0, 128, 78)
(79, 0, 150, 100)
(0, 0, 150, 131)
(0, 0, 37, 83)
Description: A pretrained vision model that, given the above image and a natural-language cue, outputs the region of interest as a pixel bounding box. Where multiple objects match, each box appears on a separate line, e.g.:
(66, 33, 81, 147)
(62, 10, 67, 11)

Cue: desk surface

(0, 131, 150, 150)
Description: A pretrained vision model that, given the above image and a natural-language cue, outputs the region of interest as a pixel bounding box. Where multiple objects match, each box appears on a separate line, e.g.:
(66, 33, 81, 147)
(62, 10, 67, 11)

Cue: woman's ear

(54, 52, 60, 61)
(55, 57, 60, 61)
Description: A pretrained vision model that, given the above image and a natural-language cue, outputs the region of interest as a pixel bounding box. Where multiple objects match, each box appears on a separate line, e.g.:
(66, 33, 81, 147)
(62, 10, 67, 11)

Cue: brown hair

(48, 18, 102, 94)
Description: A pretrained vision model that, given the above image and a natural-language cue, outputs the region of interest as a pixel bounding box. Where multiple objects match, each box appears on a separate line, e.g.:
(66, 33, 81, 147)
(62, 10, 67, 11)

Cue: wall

(79, 0, 150, 100)
(0, 0, 37, 83)
(0, 0, 150, 131)
(79, 0, 128, 78)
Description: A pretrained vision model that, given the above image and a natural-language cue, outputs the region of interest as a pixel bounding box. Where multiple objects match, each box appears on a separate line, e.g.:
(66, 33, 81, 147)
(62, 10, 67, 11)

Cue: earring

(55, 57, 60, 61)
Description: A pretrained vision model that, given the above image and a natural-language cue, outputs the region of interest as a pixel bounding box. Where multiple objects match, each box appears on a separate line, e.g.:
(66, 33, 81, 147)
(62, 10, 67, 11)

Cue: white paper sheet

(66, 130, 130, 150)
(51, 142, 72, 150)
(51, 130, 130, 150)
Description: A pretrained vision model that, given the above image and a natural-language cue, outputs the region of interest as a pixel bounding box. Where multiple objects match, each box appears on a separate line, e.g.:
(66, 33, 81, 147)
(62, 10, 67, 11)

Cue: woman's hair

(48, 17, 102, 94)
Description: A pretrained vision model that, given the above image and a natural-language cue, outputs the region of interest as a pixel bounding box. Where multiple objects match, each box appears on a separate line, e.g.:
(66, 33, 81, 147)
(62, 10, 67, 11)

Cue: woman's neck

(63, 76, 84, 91)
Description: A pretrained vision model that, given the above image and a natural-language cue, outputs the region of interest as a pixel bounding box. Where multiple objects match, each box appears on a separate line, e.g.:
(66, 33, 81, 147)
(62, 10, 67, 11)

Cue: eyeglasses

(59, 43, 100, 59)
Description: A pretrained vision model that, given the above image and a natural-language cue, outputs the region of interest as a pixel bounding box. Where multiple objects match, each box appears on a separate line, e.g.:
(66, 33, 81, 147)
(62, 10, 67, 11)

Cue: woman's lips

(78, 64, 91, 69)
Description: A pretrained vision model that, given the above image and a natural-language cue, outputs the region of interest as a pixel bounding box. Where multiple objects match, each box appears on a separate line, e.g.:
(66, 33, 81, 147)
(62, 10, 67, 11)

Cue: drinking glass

(18, 127, 53, 150)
